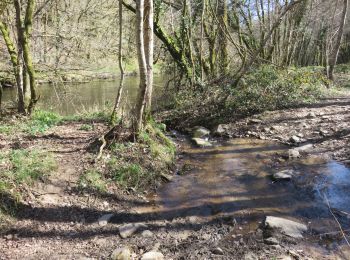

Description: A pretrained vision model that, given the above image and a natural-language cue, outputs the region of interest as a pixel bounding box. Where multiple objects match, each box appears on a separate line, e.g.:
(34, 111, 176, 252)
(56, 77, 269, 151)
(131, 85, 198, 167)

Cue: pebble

(211, 247, 224, 255)
(111, 247, 131, 260)
(118, 223, 147, 238)
(264, 237, 279, 245)
(140, 251, 164, 260)
(98, 213, 114, 226)
(141, 230, 154, 238)
(290, 135, 300, 143)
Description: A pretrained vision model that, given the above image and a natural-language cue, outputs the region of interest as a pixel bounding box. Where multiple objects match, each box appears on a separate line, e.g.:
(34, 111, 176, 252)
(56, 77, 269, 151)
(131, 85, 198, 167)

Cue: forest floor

(0, 94, 350, 259)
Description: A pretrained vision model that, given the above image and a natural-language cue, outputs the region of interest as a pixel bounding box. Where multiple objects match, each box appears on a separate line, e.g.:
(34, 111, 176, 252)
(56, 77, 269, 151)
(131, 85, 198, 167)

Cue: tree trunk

(0, 20, 25, 113)
(111, 0, 125, 124)
(327, 0, 348, 81)
(23, 0, 38, 113)
(144, 0, 154, 113)
(135, 0, 148, 132)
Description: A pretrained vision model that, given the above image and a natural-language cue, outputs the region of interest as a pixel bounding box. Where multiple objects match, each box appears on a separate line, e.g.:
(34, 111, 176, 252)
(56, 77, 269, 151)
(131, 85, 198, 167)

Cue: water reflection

(154, 139, 350, 226)
(2, 76, 166, 115)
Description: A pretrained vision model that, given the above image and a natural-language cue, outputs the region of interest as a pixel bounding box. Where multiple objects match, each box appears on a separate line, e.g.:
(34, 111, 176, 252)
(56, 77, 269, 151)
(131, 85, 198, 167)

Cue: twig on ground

(324, 193, 350, 247)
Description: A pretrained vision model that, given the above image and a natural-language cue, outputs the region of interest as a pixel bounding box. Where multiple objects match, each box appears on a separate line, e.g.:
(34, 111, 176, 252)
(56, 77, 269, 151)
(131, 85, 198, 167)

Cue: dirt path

(1, 96, 350, 259)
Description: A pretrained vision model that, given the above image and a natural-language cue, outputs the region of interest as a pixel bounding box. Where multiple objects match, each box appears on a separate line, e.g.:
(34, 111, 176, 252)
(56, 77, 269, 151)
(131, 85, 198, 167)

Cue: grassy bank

(0, 109, 176, 222)
(79, 119, 176, 193)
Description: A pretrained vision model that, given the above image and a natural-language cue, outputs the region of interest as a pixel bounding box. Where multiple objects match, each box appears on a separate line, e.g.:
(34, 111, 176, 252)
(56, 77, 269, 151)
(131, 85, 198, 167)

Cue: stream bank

(0, 95, 349, 259)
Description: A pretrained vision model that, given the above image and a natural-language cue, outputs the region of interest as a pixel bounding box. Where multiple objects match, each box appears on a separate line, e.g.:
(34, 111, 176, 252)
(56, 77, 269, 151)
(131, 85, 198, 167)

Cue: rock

(271, 125, 283, 131)
(264, 237, 279, 245)
(294, 144, 313, 152)
(288, 149, 300, 159)
(211, 247, 224, 255)
(141, 230, 154, 238)
(272, 170, 294, 180)
(118, 223, 147, 238)
(244, 252, 258, 260)
(192, 126, 210, 138)
(265, 216, 307, 238)
(141, 251, 164, 260)
(191, 138, 212, 147)
(290, 135, 300, 143)
(214, 124, 227, 135)
(98, 213, 114, 226)
(307, 112, 316, 118)
(279, 256, 293, 260)
(248, 118, 263, 124)
(160, 173, 173, 182)
(111, 247, 131, 260)
(319, 129, 329, 136)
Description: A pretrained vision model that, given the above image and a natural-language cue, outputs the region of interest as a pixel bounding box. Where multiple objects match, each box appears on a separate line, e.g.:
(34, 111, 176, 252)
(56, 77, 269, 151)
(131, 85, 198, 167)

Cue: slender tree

(327, 0, 348, 80)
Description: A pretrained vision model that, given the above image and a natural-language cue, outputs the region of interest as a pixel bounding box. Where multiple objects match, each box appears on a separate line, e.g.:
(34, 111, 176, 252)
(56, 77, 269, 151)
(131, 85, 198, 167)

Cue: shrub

(226, 65, 328, 114)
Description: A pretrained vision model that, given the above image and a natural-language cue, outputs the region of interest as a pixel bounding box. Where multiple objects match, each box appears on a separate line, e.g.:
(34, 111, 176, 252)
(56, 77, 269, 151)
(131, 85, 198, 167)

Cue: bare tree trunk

(13, 2, 26, 113)
(327, 0, 348, 81)
(144, 0, 153, 113)
(135, 0, 148, 132)
(111, 0, 126, 123)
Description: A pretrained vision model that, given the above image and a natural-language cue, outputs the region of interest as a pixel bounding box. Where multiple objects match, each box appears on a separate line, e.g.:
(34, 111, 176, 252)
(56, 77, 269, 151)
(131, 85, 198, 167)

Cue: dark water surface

(2, 76, 166, 115)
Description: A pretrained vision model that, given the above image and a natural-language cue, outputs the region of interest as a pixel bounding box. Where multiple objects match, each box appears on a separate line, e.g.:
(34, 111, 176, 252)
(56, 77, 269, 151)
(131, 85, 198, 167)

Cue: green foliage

(139, 119, 176, 165)
(27, 110, 62, 134)
(102, 119, 175, 191)
(78, 124, 93, 131)
(227, 65, 328, 114)
(0, 125, 16, 135)
(78, 169, 107, 192)
(7, 149, 57, 183)
(64, 105, 112, 123)
(112, 163, 148, 189)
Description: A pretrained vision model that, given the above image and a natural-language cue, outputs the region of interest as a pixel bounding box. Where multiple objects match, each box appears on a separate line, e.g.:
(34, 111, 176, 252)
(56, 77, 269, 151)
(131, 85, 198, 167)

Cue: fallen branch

(324, 193, 350, 247)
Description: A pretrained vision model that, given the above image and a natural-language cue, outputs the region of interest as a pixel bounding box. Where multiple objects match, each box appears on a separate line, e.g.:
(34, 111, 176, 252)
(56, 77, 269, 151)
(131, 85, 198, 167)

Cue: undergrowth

(164, 65, 330, 128)
(80, 119, 176, 193)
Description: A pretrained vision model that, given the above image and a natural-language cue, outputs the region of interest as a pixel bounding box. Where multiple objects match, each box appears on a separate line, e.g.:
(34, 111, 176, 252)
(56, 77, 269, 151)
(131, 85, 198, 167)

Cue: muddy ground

(0, 96, 350, 259)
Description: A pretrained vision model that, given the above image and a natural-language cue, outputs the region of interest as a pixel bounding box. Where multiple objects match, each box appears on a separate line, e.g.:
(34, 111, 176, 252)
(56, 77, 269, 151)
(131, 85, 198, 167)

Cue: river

(2, 76, 166, 115)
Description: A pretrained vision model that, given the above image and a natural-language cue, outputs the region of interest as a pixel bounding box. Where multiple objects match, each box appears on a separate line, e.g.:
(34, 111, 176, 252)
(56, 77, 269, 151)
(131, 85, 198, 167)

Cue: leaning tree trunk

(327, 0, 348, 81)
(0, 20, 25, 113)
(111, 0, 126, 124)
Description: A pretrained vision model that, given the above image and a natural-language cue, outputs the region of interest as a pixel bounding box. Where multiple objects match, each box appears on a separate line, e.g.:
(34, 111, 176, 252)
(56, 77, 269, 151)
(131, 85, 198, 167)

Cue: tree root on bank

(88, 124, 133, 159)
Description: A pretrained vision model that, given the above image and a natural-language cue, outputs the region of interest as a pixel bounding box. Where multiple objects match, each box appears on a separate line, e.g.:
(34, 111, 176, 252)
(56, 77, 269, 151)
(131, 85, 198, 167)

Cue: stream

(142, 138, 350, 246)
(3, 78, 350, 253)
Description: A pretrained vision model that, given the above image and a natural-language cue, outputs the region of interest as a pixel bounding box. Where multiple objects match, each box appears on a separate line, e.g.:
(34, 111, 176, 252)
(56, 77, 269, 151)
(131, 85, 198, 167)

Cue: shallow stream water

(142, 138, 350, 243)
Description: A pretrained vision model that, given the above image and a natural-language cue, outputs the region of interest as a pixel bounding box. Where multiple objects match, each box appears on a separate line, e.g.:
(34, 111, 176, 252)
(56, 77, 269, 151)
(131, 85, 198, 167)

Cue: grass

(85, 118, 177, 192)
(78, 124, 94, 131)
(62, 104, 113, 123)
(0, 149, 57, 216)
(78, 170, 107, 193)
(26, 110, 62, 134)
